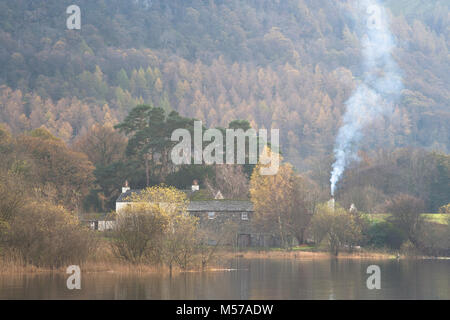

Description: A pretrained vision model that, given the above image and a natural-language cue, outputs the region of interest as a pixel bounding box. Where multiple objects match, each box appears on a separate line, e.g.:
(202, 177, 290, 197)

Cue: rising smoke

(330, 0, 403, 196)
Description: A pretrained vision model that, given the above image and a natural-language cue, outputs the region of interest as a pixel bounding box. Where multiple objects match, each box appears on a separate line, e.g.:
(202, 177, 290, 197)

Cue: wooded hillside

(0, 0, 448, 212)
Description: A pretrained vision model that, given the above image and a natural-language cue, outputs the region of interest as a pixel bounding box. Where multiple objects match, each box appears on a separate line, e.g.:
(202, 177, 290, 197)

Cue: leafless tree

(385, 194, 425, 248)
(205, 164, 249, 199)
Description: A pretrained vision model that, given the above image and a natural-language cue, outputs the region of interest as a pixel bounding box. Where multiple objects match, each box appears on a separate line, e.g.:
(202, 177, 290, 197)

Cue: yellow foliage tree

(250, 150, 318, 247)
(115, 185, 198, 269)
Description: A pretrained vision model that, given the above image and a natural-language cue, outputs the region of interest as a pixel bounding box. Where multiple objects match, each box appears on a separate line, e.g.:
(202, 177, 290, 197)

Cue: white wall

(98, 220, 115, 231)
(115, 202, 130, 213)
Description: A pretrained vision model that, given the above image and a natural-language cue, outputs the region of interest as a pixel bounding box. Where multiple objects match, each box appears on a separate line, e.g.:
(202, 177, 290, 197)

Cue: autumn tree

(112, 185, 199, 269)
(134, 186, 199, 271)
(73, 123, 127, 168)
(288, 175, 320, 244)
(73, 123, 128, 211)
(0, 171, 28, 223)
(311, 203, 364, 256)
(163, 211, 198, 272)
(112, 202, 168, 264)
(250, 151, 317, 247)
(4, 200, 95, 268)
(16, 128, 95, 210)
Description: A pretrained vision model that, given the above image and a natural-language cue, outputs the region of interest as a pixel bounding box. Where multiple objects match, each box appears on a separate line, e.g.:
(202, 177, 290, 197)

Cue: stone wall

(191, 211, 279, 247)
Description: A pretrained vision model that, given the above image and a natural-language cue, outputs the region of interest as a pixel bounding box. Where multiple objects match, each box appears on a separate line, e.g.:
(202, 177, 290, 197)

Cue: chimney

(122, 180, 130, 193)
(191, 179, 199, 192)
(328, 196, 335, 211)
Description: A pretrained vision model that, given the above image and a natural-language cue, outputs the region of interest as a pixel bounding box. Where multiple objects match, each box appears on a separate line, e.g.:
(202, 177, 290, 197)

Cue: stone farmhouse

(82, 181, 279, 247)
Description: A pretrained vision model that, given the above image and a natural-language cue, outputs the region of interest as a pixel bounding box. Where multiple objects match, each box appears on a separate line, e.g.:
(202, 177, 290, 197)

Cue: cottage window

(208, 239, 217, 246)
(208, 212, 215, 219)
(241, 212, 249, 220)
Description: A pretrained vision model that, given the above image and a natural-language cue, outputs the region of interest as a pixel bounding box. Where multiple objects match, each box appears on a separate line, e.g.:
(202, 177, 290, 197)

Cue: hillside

(0, 0, 448, 208)
(386, 0, 448, 19)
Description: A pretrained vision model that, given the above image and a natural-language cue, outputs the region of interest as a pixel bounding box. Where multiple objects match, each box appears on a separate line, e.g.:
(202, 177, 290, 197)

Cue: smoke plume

(330, 0, 402, 196)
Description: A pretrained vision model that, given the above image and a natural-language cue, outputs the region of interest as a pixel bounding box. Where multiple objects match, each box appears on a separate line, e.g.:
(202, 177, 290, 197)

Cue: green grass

(422, 214, 449, 225)
(364, 213, 449, 225)
(242, 245, 318, 252)
(363, 213, 390, 224)
(291, 245, 316, 252)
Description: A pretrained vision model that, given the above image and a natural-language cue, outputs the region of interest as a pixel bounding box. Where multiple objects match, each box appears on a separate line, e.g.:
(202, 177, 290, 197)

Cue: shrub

(112, 203, 168, 264)
(163, 213, 198, 271)
(4, 201, 95, 268)
(400, 240, 418, 256)
(385, 194, 425, 248)
(311, 203, 363, 256)
(0, 172, 27, 222)
(439, 203, 450, 213)
(418, 222, 450, 256)
(365, 221, 406, 249)
(111, 185, 200, 268)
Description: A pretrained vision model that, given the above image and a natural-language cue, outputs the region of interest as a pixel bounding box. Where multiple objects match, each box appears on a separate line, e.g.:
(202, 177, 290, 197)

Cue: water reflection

(0, 259, 448, 299)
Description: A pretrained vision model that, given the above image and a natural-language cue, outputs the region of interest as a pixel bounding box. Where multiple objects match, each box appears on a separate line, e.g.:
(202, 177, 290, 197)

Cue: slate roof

(116, 189, 195, 202)
(116, 189, 253, 212)
(79, 212, 115, 221)
(188, 200, 253, 212)
(116, 189, 142, 202)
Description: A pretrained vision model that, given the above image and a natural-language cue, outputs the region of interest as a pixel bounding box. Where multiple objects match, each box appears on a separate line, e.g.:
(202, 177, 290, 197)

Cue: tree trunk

(202, 259, 206, 271)
(278, 215, 285, 249)
(296, 229, 305, 245)
(145, 156, 150, 187)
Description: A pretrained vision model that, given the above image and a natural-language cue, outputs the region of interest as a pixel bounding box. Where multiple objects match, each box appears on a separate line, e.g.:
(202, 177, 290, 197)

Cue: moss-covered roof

(116, 189, 253, 212)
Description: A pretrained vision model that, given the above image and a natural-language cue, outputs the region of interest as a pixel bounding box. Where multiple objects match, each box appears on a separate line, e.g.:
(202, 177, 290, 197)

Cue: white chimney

(191, 179, 199, 192)
(122, 180, 130, 193)
(328, 197, 335, 211)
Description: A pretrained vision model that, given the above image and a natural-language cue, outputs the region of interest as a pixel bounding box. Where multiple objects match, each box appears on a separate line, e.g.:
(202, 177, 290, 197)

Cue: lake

(0, 258, 449, 299)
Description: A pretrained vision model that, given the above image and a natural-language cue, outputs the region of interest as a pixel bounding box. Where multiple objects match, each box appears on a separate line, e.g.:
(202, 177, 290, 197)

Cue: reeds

(0, 241, 398, 275)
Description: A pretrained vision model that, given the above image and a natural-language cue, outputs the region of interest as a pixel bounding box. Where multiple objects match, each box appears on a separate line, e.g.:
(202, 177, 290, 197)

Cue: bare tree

(197, 220, 238, 270)
(385, 194, 425, 248)
(205, 165, 249, 199)
(0, 171, 27, 222)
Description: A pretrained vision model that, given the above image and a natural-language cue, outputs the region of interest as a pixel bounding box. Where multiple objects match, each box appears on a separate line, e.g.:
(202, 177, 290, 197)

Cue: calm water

(0, 258, 449, 299)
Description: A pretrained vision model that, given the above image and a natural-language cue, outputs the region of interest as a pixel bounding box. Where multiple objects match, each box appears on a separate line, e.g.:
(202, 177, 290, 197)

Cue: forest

(0, 0, 448, 212)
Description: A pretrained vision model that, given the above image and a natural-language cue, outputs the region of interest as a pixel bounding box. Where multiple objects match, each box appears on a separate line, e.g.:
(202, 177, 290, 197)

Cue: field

(364, 213, 449, 225)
